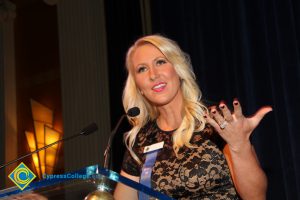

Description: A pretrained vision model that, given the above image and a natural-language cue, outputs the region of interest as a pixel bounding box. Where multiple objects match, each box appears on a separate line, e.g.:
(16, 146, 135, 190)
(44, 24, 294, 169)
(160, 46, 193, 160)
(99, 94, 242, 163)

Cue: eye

(156, 59, 167, 66)
(137, 65, 147, 73)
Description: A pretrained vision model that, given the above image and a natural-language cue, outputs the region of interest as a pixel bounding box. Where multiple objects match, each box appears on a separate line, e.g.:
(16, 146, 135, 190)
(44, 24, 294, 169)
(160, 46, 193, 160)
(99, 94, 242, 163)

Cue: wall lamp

(25, 99, 62, 179)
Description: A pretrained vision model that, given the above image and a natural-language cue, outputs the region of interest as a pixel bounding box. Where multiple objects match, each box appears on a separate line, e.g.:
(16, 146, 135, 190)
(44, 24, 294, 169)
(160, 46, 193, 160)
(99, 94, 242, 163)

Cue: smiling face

(130, 43, 183, 108)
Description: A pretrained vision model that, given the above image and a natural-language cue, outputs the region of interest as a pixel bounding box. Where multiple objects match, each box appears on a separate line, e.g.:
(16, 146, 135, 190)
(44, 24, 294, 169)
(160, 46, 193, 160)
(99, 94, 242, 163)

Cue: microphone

(126, 107, 140, 117)
(0, 122, 98, 170)
(103, 107, 140, 169)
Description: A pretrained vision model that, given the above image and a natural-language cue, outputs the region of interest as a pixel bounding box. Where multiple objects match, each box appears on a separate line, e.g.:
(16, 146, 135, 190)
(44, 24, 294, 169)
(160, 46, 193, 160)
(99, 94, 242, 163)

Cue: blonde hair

(122, 34, 208, 164)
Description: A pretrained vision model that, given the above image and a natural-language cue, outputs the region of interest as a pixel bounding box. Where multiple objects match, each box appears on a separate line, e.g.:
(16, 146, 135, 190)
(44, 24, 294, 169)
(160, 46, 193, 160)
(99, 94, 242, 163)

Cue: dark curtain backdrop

(105, 1, 300, 199)
(104, 0, 144, 173)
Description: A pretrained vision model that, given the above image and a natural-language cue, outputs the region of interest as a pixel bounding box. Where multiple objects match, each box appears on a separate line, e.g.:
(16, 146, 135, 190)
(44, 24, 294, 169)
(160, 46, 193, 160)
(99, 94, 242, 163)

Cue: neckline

(154, 120, 177, 133)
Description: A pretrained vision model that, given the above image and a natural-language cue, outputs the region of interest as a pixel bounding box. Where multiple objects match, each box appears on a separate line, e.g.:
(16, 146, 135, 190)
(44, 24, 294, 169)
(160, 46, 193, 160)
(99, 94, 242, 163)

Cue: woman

(114, 35, 271, 200)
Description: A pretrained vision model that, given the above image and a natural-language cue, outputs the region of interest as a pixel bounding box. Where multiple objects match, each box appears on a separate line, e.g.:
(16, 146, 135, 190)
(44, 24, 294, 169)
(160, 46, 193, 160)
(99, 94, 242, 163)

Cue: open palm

(205, 100, 272, 152)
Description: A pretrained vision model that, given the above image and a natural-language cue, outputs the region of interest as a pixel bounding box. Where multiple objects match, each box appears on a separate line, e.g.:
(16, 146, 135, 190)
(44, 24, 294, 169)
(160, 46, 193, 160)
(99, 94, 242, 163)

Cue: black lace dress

(122, 121, 240, 200)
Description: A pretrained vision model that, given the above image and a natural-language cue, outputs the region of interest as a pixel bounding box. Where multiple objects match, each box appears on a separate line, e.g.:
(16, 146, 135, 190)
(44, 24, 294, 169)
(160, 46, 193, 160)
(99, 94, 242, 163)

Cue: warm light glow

(34, 121, 46, 175)
(30, 99, 53, 125)
(25, 131, 42, 179)
(25, 99, 62, 179)
(45, 126, 61, 175)
(25, 131, 36, 150)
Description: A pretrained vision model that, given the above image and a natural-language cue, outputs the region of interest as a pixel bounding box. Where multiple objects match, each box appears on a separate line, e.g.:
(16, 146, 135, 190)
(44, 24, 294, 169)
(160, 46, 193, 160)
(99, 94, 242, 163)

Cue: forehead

(131, 43, 165, 65)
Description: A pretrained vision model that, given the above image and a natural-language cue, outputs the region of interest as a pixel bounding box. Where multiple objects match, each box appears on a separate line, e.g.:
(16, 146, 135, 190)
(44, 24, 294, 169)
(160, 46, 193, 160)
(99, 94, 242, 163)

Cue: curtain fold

(105, 0, 300, 199)
(104, 0, 144, 171)
(149, 1, 300, 199)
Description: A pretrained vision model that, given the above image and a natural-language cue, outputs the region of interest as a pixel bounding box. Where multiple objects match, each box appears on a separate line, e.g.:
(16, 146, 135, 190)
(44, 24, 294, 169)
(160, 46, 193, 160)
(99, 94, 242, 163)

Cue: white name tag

(143, 141, 164, 153)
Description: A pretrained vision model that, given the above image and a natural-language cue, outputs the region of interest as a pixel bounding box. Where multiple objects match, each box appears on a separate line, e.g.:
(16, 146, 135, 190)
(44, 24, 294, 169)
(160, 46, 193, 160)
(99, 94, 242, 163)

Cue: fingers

(219, 102, 233, 122)
(204, 113, 222, 132)
(209, 99, 243, 121)
(208, 105, 230, 131)
(250, 106, 273, 126)
(256, 106, 272, 118)
(210, 106, 225, 125)
(233, 99, 243, 118)
(206, 98, 272, 132)
(209, 101, 234, 124)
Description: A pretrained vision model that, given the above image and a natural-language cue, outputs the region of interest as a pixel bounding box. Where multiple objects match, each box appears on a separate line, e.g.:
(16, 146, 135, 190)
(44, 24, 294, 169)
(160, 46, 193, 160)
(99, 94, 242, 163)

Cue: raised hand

(204, 99, 272, 152)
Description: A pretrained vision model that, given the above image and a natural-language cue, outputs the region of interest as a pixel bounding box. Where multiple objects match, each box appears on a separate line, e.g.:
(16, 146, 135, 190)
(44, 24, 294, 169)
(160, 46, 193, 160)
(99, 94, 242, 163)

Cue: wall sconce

(25, 99, 62, 179)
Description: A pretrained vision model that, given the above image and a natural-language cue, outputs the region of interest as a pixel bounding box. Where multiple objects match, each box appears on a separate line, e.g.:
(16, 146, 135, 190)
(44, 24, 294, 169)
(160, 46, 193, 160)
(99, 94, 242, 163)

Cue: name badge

(143, 141, 164, 153)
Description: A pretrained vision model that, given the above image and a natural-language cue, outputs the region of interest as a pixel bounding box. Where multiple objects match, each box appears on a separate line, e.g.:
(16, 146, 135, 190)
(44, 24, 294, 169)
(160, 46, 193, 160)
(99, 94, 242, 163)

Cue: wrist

(228, 140, 252, 154)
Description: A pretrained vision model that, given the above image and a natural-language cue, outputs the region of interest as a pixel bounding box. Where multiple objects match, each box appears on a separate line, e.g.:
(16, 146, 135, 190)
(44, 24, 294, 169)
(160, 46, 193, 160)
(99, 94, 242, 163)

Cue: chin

(151, 99, 173, 107)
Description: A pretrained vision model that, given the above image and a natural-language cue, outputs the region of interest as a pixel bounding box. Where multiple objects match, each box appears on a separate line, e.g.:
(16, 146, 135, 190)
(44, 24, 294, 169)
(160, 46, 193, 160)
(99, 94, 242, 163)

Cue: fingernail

(233, 98, 239, 105)
(219, 104, 225, 109)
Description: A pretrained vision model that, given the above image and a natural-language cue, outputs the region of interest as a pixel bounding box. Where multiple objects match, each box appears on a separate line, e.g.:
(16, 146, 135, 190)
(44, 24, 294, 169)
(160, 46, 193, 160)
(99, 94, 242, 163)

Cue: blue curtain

(104, 0, 144, 173)
(105, 0, 300, 199)
(150, 1, 300, 199)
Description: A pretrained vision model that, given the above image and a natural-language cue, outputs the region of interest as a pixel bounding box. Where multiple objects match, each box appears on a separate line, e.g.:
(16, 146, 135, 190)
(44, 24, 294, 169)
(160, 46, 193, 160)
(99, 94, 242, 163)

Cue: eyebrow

(153, 56, 166, 61)
(134, 56, 167, 68)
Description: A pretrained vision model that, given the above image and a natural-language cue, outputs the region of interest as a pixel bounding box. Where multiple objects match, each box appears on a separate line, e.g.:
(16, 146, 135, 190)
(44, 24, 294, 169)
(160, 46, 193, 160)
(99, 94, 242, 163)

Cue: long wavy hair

(122, 34, 208, 164)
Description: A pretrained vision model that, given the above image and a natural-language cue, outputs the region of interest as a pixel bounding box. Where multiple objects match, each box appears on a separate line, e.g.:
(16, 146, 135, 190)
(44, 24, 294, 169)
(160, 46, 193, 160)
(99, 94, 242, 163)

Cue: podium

(0, 165, 173, 200)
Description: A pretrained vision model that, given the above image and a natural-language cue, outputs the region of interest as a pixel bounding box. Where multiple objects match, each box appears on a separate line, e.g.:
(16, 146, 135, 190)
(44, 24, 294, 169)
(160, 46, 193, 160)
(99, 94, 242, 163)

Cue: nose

(149, 67, 159, 81)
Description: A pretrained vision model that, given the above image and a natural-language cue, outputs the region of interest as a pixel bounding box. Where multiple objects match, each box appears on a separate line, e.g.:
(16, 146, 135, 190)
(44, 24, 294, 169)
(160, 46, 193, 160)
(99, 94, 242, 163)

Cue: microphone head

(127, 107, 140, 117)
(80, 122, 98, 135)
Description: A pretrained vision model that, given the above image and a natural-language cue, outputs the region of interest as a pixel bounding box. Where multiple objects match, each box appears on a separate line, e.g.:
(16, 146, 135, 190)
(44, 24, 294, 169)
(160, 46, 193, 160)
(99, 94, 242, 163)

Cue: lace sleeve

(121, 150, 141, 177)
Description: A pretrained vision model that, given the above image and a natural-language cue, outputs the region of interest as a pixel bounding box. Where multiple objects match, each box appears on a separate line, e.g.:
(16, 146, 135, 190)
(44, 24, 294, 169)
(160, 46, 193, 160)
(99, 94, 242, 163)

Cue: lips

(152, 82, 167, 92)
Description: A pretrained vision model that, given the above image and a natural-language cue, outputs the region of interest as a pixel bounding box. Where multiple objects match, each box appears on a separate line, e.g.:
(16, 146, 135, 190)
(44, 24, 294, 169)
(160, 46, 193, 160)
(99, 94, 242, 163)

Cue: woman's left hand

(205, 99, 272, 152)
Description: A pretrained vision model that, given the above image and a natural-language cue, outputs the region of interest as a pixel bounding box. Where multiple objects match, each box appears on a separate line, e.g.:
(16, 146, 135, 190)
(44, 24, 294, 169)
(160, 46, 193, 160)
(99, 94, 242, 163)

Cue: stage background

(107, 1, 300, 199)
(0, 0, 299, 199)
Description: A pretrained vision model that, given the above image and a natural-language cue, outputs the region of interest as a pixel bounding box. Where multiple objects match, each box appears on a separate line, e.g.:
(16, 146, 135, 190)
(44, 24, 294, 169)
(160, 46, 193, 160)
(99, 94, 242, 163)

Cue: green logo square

(8, 162, 36, 190)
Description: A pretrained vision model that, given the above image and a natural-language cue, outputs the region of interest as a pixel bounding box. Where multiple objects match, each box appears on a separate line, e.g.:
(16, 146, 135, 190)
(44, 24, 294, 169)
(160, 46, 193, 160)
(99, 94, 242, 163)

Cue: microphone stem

(103, 114, 126, 169)
(0, 132, 81, 169)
